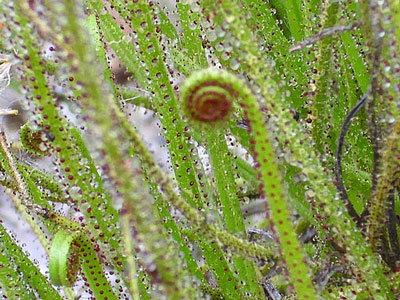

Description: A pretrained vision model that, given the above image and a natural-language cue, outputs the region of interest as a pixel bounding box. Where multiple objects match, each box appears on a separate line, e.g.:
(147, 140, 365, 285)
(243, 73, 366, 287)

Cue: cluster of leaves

(0, 0, 399, 299)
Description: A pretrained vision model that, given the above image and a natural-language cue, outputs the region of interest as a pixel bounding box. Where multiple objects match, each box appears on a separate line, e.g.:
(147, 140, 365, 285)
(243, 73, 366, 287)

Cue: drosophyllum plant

(0, 0, 399, 299)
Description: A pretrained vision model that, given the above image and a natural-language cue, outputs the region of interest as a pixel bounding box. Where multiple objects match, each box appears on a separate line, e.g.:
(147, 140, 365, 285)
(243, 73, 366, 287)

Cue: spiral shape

(182, 69, 318, 298)
(180, 69, 239, 123)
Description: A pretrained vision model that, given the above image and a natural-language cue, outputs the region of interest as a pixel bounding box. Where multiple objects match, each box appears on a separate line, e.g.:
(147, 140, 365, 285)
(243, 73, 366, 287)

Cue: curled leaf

(180, 69, 235, 124)
(49, 230, 82, 286)
(49, 229, 118, 299)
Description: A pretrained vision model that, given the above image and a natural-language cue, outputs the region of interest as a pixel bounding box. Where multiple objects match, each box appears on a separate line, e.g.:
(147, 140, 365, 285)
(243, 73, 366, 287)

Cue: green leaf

(49, 230, 118, 299)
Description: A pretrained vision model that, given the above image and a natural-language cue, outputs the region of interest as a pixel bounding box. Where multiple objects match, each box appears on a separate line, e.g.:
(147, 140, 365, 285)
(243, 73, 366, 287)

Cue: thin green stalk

(367, 121, 400, 251)
(9, 1, 127, 279)
(181, 68, 317, 299)
(120, 214, 140, 300)
(0, 131, 50, 251)
(205, 129, 264, 299)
